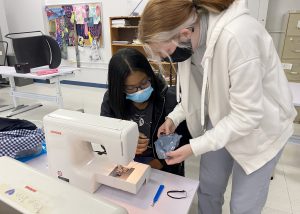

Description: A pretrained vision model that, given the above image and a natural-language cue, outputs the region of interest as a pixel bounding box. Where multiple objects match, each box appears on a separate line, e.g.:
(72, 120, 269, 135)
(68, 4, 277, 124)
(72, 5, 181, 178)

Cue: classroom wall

(45, 0, 129, 85)
(3, 0, 45, 34)
(247, 0, 269, 26)
(2, 0, 143, 85)
(2, 0, 144, 61)
(2, 0, 300, 85)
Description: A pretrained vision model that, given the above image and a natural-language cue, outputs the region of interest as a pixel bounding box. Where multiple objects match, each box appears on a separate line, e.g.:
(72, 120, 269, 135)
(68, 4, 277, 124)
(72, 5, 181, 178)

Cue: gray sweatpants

(198, 147, 283, 214)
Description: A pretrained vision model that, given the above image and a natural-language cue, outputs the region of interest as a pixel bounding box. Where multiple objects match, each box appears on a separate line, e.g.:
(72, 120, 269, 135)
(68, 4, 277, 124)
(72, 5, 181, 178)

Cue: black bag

(0, 117, 37, 132)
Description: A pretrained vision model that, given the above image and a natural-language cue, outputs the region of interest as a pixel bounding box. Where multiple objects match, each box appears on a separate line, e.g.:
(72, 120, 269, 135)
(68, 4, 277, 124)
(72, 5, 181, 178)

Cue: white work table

(26, 154, 199, 214)
(0, 66, 78, 117)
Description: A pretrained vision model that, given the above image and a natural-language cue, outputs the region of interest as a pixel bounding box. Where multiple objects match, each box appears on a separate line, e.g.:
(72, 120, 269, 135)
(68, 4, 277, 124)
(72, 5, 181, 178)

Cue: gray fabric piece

(198, 147, 283, 214)
(154, 133, 182, 159)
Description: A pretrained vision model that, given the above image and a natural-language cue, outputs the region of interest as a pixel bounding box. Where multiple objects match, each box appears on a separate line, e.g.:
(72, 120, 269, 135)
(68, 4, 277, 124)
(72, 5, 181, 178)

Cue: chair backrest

(5, 31, 61, 69)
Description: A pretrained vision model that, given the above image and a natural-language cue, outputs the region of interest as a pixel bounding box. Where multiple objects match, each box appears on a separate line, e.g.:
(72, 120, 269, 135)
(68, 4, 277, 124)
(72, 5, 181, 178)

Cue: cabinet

(109, 16, 177, 86)
(279, 11, 300, 83)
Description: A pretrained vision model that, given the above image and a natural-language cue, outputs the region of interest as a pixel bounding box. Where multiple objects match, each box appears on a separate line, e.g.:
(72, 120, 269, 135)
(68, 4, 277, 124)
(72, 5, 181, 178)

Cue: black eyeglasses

(124, 79, 151, 94)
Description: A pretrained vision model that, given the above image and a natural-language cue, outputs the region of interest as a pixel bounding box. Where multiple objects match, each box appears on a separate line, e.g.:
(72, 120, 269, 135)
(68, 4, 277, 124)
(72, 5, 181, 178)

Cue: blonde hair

(138, 0, 235, 44)
(138, 0, 235, 76)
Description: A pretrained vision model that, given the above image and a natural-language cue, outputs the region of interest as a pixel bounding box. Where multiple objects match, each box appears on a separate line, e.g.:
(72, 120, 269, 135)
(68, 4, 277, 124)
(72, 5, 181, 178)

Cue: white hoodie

(168, 0, 297, 174)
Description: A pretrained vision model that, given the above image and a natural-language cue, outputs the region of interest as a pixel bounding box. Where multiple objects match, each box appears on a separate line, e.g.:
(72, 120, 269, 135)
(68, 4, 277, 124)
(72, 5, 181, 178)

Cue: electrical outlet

(0, 51, 2, 56)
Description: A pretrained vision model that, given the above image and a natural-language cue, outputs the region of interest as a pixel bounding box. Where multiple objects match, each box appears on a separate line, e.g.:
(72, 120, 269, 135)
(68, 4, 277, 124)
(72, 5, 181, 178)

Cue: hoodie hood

(203, 0, 249, 61)
(177, 0, 250, 128)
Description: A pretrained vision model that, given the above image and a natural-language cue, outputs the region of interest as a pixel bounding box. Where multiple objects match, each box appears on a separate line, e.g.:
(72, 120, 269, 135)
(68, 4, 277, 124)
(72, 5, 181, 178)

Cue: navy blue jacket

(100, 74, 191, 176)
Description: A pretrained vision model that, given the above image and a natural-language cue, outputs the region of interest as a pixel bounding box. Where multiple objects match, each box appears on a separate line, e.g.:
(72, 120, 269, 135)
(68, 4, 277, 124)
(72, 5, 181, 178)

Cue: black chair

(0, 40, 11, 110)
(0, 31, 61, 115)
(5, 31, 61, 69)
(0, 40, 8, 66)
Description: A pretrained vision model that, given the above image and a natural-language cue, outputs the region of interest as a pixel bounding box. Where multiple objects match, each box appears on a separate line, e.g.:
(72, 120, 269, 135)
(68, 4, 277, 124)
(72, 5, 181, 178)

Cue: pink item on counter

(35, 68, 59, 76)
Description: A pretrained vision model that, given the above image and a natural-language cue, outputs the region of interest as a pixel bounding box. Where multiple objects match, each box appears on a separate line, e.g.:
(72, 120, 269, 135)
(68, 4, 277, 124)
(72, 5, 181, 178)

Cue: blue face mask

(126, 85, 154, 103)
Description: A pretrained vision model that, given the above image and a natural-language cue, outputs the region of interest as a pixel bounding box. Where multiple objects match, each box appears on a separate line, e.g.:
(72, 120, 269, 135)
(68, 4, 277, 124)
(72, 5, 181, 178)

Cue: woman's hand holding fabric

(165, 144, 193, 165)
(157, 117, 176, 138)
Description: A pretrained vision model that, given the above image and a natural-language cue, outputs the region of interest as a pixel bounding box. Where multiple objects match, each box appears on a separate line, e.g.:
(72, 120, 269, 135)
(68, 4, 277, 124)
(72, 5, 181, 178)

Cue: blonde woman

(138, 0, 297, 213)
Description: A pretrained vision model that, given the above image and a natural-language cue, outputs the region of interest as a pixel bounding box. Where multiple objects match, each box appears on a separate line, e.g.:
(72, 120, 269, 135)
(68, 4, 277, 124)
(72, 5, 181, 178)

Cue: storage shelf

(112, 44, 143, 47)
(110, 16, 140, 20)
(110, 16, 177, 86)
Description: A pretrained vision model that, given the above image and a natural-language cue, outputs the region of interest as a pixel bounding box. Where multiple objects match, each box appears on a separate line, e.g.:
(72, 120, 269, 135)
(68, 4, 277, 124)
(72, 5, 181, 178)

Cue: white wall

(3, 0, 45, 34)
(266, 0, 300, 51)
(2, 0, 300, 84)
(247, 0, 269, 26)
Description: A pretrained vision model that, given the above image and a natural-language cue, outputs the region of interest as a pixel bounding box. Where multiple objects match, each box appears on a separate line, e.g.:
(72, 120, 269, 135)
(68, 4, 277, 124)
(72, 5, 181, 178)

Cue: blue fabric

(17, 140, 47, 163)
(154, 133, 182, 159)
(47, 7, 66, 21)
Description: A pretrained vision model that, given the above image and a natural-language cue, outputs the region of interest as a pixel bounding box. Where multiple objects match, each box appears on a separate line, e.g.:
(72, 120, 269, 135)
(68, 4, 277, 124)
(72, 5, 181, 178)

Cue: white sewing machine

(43, 109, 151, 194)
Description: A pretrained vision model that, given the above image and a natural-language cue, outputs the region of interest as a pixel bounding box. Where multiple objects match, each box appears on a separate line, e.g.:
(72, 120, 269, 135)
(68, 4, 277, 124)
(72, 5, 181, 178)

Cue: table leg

(56, 78, 64, 108)
(6, 76, 42, 117)
(8, 76, 18, 107)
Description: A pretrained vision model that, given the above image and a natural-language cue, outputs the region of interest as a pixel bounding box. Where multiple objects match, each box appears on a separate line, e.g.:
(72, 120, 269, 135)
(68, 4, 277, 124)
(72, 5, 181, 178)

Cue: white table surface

(0, 66, 78, 80)
(26, 154, 199, 214)
(289, 82, 300, 107)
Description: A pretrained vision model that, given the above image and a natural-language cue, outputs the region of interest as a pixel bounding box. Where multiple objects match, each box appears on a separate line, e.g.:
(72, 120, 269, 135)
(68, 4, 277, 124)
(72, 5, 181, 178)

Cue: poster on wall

(45, 3, 103, 63)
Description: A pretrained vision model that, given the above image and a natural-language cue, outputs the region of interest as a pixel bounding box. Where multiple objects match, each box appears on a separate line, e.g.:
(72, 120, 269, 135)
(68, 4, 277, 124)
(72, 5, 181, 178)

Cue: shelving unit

(279, 11, 300, 83)
(278, 11, 300, 125)
(109, 16, 176, 86)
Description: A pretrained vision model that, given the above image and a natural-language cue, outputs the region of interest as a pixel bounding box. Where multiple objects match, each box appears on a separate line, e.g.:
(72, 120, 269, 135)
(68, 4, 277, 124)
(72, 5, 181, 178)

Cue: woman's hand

(157, 117, 176, 137)
(165, 144, 193, 165)
(136, 132, 149, 155)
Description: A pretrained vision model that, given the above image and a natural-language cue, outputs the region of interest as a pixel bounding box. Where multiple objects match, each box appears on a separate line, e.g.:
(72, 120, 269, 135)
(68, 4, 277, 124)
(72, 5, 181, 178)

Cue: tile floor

(0, 83, 299, 214)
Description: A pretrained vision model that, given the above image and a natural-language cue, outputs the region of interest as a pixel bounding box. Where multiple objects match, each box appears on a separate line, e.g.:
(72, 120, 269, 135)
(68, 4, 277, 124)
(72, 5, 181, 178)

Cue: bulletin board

(45, 3, 103, 62)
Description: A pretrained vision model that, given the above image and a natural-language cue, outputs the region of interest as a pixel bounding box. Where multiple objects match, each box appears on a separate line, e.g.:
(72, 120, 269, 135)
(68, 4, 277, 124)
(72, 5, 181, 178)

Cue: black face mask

(163, 40, 193, 63)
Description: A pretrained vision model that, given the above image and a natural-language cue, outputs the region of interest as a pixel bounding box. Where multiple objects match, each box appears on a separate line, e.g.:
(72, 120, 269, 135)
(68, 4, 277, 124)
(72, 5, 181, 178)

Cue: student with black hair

(100, 48, 190, 176)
